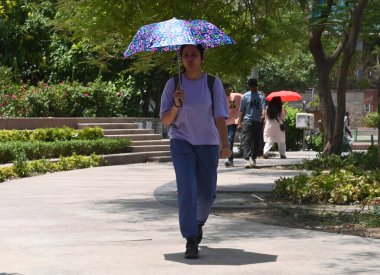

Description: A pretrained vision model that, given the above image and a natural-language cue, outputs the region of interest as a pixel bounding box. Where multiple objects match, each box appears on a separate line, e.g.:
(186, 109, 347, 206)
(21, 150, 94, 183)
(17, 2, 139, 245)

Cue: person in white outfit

(263, 96, 286, 159)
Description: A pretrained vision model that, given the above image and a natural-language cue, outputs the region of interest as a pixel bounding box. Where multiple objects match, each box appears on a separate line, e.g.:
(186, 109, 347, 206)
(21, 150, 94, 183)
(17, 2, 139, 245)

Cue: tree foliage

(54, 0, 309, 115)
(1, 0, 378, 125)
(257, 50, 317, 93)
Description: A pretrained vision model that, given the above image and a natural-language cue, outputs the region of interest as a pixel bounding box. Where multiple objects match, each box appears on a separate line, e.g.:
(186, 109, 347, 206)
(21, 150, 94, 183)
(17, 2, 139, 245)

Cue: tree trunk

(305, 0, 369, 156)
(332, 51, 350, 155)
(308, 36, 336, 156)
(318, 68, 336, 156)
(377, 74, 380, 166)
(331, 0, 369, 155)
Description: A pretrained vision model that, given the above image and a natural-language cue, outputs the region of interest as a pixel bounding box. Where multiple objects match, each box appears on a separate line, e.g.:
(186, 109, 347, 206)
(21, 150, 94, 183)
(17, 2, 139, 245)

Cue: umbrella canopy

(123, 17, 235, 58)
(266, 91, 302, 102)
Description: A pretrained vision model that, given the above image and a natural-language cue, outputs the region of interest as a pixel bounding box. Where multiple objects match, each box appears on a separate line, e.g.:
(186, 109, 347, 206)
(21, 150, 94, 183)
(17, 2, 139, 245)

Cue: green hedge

(0, 127, 103, 142)
(0, 154, 104, 182)
(274, 148, 380, 205)
(0, 139, 131, 164)
(0, 79, 135, 117)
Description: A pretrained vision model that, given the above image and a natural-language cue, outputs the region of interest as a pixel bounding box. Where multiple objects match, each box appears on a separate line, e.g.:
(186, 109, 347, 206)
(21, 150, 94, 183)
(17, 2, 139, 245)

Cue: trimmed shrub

(275, 148, 380, 205)
(0, 138, 131, 164)
(77, 127, 103, 140)
(364, 112, 379, 128)
(284, 106, 304, 151)
(0, 154, 103, 183)
(0, 127, 104, 142)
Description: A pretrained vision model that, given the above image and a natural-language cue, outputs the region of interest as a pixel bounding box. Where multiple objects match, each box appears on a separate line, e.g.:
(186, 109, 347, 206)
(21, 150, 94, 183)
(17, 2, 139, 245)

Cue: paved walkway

(0, 151, 379, 275)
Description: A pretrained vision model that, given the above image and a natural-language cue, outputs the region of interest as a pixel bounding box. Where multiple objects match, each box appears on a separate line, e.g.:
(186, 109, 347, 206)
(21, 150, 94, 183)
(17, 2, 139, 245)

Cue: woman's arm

(215, 117, 232, 158)
(161, 89, 184, 127)
(280, 108, 286, 120)
(161, 105, 180, 127)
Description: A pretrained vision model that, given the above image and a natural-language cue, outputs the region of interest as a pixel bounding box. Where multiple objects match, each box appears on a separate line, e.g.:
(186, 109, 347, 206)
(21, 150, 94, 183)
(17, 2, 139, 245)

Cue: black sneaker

(184, 238, 199, 259)
(196, 224, 203, 244)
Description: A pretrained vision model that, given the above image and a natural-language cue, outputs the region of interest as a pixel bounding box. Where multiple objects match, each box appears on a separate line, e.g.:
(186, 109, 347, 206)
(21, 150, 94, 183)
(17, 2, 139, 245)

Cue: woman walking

(160, 44, 231, 259)
(263, 96, 287, 159)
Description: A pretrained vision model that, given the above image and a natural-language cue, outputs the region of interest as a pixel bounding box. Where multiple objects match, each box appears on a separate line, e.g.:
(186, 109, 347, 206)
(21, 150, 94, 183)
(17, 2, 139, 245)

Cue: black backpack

(173, 74, 216, 116)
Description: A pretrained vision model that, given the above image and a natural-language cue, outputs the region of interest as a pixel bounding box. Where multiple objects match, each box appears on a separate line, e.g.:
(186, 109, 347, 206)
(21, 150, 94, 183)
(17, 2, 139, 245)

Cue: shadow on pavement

(164, 246, 277, 265)
(95, 198, 177, 223)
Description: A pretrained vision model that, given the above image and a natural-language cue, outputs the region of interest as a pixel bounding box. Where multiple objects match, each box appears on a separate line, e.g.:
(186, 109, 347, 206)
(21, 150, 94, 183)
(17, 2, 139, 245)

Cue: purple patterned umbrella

(123, 17, 235, 58)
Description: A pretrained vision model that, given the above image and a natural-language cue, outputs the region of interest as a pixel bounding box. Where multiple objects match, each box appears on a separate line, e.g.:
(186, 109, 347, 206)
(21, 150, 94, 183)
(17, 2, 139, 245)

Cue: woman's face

(181, 45, 202, 72)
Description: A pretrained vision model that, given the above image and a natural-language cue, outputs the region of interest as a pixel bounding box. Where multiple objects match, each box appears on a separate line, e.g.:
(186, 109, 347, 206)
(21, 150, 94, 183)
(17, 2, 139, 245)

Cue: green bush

(0, 130, 32, 142)
(30, 127, 77, 141)
(77, 127, 103, 140)
(364, 112, 379, 128)
(53, 154, 102, 171)
(0, 78, 138, 117)
(0, 166, 17, 182)
(284, 106, 304, 151)
(307, 132, 323, 152)
(0, 127, 104, 142)
(298, 146, 379, 171)
(0, 66, 14, 86)
(276, 148, 380, 205)
(0, 138, 131, 164)
(0, 154, 103, 183)
(12, 149, 29, 178)
(274, 170, 380, 205)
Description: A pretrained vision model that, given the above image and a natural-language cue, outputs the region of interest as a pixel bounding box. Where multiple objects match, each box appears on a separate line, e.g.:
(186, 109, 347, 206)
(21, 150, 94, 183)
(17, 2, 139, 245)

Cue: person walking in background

(344, 112, 352, 137)
(224, 83, 243, 167)
(160, 44, 231, 259)
(344, 112, 350, 128)
(257, 89, 266, 157)
(343, 111, 352, 152)
(238, 78, 266, 168)
(263, 96, 287, 159)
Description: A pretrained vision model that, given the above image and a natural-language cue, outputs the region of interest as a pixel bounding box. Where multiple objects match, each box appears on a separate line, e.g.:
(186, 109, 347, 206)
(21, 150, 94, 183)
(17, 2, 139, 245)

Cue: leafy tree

(0, 0, 103, 84)
(296, 0, 376, 155)
(0, 0, 55, 84)
(257, 50, 317, 93)
(55, 0, 307, 115)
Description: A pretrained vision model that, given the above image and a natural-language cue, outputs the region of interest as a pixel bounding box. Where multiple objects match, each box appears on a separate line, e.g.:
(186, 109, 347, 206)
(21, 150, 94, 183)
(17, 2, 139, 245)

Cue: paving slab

(0, 151, 379, 275)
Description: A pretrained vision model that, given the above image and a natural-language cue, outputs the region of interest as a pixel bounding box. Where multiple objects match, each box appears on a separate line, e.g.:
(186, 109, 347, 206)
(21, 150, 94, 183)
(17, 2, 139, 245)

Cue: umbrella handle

(176, 50, 183, 107)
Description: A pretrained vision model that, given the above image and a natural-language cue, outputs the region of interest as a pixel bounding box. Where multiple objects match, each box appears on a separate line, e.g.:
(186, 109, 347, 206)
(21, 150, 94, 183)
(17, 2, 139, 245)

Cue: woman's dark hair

(179, 44, 204, 59)
(266, 96, 283, 120)
(223, 82, 233, 90)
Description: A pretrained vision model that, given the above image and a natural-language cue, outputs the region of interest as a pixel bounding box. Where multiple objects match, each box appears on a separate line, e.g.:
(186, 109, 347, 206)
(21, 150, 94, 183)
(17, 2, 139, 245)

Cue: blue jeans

(227, 124, 237, 162)
(170, 139, 219, 239)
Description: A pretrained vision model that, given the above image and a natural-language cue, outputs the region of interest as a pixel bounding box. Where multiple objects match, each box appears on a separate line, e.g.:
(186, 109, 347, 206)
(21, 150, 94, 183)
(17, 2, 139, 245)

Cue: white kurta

(263, 109, 286, 143)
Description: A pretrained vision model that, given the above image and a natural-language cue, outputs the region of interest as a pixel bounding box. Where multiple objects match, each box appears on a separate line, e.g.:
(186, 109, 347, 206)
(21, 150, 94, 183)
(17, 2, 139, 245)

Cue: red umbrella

(266, 91, 302, 102)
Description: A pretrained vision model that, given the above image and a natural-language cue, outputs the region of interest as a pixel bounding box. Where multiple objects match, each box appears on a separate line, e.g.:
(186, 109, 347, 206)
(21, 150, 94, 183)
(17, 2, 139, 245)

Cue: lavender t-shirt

(160, 74, 228, 145)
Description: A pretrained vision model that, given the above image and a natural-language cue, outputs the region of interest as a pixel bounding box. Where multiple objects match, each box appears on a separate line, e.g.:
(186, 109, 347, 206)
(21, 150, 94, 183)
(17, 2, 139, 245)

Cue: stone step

(104, 134, 163, 141)
(103, 129, 154, 135)
(351, 142, 373, 150)
(131, 145, 170, 153)
(148, 156, 172, 163)
(77, 123, 139, 129)
(77, 121, 171, 165)
(131, 139, 170, 146)
(103, 151, 171, 165)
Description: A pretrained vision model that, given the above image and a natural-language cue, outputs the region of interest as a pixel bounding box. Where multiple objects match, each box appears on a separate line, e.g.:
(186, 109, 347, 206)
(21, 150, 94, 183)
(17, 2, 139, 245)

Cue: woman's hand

(220, 146, 232, 158)
(174, 89, 184, 107)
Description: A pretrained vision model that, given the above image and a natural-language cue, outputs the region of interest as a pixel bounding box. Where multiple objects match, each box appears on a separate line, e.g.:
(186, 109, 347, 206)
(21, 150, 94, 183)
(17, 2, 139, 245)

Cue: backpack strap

(207, 74, 216, 117)
(173, 74, 216, 117)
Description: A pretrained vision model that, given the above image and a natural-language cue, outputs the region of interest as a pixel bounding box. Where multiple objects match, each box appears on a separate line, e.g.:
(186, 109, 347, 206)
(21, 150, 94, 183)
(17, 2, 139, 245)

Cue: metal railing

(353, 128, 378, 142)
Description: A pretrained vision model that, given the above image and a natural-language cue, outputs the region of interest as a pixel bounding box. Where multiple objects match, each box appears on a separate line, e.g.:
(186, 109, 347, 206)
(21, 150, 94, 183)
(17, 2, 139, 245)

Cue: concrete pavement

(0, 151, 379, 275)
